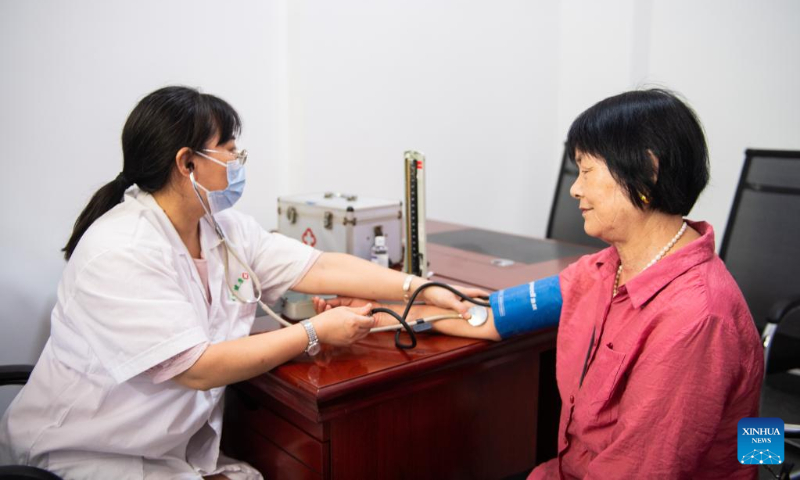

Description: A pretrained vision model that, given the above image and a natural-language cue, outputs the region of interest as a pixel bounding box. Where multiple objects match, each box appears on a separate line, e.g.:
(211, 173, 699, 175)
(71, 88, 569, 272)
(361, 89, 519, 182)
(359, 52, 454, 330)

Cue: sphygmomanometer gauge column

(404, 150, 427, 278)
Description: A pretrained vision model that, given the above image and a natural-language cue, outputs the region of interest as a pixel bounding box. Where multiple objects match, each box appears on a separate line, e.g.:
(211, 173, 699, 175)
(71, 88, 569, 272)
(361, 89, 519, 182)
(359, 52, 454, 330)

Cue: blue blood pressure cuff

(489, 275, 562, 340)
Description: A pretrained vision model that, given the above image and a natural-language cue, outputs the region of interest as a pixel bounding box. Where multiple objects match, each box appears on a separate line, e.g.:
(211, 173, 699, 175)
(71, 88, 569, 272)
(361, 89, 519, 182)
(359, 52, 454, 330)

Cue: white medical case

(277, 192, 403, 265)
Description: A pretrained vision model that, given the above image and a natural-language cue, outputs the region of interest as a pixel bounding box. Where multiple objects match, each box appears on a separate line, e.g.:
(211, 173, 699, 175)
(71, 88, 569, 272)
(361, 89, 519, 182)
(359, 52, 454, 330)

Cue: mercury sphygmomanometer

(391, 150, 562, 347)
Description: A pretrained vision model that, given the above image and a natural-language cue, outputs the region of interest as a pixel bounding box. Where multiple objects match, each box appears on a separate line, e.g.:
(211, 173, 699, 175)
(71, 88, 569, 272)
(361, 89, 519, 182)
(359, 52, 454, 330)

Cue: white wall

(1, 0, 799, 414)
(284, 0, 561, 235)
(557, 0, 800, 232)
(644, 0, 800, 231)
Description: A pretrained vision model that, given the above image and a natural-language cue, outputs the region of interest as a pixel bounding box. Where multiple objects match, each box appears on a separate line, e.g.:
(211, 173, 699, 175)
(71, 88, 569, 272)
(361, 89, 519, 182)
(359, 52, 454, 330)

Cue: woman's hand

(415, 283, 489, 320)
(311, 304, 376, 347)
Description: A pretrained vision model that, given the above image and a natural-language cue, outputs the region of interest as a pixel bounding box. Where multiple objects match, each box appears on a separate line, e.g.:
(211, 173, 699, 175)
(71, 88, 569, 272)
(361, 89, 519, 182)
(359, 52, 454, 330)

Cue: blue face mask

(191, 149, 247, 215)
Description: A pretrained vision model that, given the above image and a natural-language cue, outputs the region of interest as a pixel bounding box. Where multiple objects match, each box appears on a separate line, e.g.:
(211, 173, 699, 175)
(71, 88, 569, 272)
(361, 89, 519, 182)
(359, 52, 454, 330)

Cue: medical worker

(0, 86, 481, 479)
(315, 89, 764, 479)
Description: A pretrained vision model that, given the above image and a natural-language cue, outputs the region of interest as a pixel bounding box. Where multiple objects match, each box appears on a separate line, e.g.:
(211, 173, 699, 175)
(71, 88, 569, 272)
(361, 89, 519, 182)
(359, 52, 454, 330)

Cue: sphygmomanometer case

(277, 192, 403, 265)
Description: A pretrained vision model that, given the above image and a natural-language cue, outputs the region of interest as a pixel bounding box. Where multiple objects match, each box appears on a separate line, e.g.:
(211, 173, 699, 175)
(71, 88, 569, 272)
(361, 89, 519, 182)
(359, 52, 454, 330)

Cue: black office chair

(758, 298, 800, 480)
(546, 146, 607, 249)
(719, 149, 800, 480)
(0, 365, 62, 480)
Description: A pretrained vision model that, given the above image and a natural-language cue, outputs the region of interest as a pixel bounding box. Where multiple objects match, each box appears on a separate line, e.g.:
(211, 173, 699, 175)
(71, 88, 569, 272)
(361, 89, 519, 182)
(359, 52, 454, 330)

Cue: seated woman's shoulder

(701, 255, 754, 322)
(658, 257, 754, 332)
(69, 207, 174, 268)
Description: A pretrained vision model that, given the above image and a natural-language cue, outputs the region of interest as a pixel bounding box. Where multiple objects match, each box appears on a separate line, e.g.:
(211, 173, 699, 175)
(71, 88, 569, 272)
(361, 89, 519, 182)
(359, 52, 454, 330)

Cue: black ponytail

(62, 175, 133, 259)
(62, 86, 241, 260)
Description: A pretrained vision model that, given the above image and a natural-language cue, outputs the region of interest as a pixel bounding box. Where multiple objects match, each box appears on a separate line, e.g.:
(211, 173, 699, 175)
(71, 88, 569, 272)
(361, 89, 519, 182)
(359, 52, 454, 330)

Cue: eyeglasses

(201, 148, 248, 165)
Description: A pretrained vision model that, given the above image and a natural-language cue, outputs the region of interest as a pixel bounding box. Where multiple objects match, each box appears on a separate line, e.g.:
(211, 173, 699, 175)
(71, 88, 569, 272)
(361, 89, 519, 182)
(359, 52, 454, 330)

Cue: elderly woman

(316, 89, 764, 479)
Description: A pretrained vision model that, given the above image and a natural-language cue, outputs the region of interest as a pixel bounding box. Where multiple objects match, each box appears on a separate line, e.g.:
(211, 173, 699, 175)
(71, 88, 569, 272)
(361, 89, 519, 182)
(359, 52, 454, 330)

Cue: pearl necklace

(613, 221, 688, 297)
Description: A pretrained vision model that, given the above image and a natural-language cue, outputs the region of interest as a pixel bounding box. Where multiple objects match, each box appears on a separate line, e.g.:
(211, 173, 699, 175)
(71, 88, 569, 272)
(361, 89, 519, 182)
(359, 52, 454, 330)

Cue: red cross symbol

(301, 228, 317, 247)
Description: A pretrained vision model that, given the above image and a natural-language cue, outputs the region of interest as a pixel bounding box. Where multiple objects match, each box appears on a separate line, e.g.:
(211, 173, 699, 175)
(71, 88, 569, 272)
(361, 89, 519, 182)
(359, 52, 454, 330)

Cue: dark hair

(62, 86, 241, 260)
(566, 88, 709, 216)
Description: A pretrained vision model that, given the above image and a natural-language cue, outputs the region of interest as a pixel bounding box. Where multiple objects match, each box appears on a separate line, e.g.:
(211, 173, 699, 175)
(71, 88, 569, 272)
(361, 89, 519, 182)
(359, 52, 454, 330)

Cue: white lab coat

(0, 187, 318, 479)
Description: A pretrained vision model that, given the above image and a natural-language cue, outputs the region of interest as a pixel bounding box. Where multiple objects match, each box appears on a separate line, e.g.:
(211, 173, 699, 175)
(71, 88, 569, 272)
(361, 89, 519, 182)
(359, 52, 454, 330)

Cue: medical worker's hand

(312, 296, 452, 329)
(312, 303, 376, 346)
(313, 296, 373, 313)
(312, 297, 397, 327)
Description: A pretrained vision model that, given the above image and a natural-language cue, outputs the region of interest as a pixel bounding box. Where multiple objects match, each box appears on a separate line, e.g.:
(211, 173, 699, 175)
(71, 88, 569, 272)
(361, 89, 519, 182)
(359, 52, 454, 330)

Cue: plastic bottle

(370, 236, 390, 268)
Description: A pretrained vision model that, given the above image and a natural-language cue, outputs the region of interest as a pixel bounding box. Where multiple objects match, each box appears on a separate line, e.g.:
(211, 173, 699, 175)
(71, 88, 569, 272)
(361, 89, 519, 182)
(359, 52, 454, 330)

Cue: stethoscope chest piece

(467, 305, 488, 327)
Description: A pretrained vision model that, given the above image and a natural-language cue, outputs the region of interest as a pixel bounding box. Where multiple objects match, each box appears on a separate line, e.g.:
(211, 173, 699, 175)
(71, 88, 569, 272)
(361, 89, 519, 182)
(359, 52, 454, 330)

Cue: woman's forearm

(381, 304, 502, 341)
(173, 323, 308, 391)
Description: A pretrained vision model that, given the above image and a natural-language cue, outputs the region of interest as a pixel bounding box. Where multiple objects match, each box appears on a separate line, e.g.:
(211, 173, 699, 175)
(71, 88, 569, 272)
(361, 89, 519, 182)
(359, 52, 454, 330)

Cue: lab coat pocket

(221, 269, 257, 311)
(237, 302, 257, 319)
(225, 268, 256, 301)
(222, 302, 256, 341)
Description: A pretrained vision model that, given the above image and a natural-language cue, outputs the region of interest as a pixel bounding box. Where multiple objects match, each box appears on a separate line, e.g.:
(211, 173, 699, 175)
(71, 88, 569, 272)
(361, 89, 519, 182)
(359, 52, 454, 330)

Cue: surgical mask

(190, 150, 246, 215)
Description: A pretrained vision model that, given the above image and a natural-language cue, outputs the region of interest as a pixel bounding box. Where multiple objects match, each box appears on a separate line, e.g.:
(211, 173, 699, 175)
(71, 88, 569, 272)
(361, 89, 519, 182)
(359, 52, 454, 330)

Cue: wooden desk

(222, 221, 597, 479)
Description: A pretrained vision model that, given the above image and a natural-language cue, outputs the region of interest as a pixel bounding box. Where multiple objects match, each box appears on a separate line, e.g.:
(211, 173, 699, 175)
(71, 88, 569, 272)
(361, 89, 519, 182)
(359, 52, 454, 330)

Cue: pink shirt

(530, 221, 763, 480)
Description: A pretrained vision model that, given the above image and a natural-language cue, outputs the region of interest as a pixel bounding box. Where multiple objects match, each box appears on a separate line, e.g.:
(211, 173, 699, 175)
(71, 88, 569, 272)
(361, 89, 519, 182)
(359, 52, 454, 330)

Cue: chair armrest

(0, 465, 62, 479)
(766, 295, 800, 325)
(787, 423, 800, 439)
(0, 365, 34, 386)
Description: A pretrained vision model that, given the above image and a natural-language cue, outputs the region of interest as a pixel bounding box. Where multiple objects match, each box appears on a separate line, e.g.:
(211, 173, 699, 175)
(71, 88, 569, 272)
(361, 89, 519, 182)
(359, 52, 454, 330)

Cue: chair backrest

(546, 147, 608, 249)
(720, 149, 800, 331)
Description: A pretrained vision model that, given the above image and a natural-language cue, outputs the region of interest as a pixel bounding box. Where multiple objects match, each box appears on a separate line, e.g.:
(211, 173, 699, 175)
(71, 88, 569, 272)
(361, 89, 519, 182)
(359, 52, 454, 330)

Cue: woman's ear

(646, 149, 660, 183)
(175, 147, 195, 177)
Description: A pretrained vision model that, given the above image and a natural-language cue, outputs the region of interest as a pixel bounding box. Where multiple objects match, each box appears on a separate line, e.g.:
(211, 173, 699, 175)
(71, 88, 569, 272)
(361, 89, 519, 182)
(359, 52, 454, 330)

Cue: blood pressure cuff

(489, 275, 562, 340)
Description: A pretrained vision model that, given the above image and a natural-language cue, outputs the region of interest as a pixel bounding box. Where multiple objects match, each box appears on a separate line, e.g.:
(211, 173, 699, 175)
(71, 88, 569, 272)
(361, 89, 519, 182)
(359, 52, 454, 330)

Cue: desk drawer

(225, 387, 327, 476)
(233, 424, 322, 480)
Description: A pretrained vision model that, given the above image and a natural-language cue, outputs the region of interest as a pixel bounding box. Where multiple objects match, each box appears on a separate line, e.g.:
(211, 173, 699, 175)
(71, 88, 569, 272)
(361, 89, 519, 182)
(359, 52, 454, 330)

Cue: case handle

(324, 192, 358, 202)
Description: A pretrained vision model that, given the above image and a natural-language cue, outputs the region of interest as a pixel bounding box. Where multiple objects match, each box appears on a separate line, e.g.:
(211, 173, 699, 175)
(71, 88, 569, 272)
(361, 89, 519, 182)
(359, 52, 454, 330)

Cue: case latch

(286, 206, 298, 225)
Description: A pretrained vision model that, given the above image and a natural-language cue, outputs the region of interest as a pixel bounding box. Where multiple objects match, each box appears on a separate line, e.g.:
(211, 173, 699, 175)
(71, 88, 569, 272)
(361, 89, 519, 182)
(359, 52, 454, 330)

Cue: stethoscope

(368, 283, 490, 349)
(190, 170, 285, 322)
(190, 172, 491, 349)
